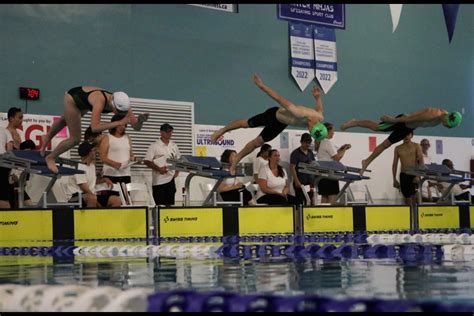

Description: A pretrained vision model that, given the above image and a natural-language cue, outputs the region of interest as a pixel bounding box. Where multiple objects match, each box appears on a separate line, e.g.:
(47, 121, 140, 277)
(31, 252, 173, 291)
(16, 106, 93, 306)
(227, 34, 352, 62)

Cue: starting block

(406, 163, 472, 204)
(0, 150, 85, 208)
(298, 160, 371, 205)
(167, 155, 245, 206)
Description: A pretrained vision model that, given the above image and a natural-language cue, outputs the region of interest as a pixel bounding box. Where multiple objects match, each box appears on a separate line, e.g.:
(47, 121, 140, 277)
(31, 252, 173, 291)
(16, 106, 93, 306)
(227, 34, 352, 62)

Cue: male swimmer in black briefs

(340, 107, 462, 174)
(211, 74, 328, 175)
(391, 131, 424, 205)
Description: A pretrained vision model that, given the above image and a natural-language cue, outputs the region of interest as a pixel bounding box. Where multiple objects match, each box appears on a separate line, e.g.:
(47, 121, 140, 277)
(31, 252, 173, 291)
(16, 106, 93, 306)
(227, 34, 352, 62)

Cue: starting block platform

(167, 155, 245, 206)
(298, 160, 370, 205)
(406, 163, 472, 204)
(0, 150, 84, 208)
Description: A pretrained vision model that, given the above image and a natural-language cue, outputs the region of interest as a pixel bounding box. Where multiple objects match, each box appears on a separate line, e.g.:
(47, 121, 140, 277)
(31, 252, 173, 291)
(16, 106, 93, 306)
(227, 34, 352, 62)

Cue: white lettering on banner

(313, 26, 338, 93)
(290, 22, 315, 92)
(312, 4, 334, 12)
(188, 4, 237, 13)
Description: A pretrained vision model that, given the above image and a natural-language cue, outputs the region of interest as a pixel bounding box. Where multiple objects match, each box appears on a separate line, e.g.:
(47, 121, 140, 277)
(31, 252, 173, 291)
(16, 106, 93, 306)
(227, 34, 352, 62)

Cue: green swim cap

(447, 111, 462, 128)
(310, 122, 328, 141)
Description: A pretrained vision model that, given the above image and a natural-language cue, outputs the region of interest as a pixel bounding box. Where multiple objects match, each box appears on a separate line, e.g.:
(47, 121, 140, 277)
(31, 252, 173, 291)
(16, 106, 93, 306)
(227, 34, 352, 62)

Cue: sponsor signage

(418, 206, 460, 229)
(160, 208, 223, 237)
(304, 207, 353, 232)
(0, 210, 53, 245)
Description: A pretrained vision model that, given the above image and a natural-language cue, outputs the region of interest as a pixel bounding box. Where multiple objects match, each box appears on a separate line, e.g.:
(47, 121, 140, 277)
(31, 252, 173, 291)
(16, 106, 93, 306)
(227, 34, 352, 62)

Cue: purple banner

(277, 4, 345, 29)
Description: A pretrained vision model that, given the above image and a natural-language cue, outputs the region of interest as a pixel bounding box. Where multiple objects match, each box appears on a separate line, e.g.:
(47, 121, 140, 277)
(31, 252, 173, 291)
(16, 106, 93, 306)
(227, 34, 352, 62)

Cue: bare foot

(45, 155, 59, 174)
(39, 135, 48, 157)
(359, 159, 369, 176)
(131, 113, 149, 131)
(210, 129, 224, 144)
(340, 119, 357, 131)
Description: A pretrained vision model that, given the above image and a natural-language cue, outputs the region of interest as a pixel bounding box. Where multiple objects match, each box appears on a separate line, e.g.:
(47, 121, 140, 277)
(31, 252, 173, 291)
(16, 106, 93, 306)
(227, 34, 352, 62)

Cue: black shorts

(70, 192, 110, 207)
(152, 178, 176, 206)
(400, 172, 417, 198)
(377, 114, 415, 144)
(247, 107, 288, 142)
(317, 178, 340, 196)
(0, 167, 11, 201)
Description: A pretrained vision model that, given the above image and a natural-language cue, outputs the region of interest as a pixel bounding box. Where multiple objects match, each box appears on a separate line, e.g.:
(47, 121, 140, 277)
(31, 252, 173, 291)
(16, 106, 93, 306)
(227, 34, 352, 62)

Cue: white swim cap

(112, 91, 130, 112)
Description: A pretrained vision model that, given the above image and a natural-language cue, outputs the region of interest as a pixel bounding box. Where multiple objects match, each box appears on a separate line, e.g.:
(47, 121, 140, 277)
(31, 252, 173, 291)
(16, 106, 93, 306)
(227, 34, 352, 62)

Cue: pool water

(1, 252, 474, 306)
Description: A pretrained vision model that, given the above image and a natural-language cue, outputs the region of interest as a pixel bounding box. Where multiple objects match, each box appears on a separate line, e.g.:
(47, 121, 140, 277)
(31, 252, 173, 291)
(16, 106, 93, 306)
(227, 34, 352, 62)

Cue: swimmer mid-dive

(39, 86, 149, 173)
(340, 107, 462, 175)
(211, 74, 328, 175)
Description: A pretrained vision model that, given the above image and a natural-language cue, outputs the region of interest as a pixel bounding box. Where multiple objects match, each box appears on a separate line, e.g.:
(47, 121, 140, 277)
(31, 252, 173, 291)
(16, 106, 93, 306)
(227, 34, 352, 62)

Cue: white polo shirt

(145, 138, 181, 186)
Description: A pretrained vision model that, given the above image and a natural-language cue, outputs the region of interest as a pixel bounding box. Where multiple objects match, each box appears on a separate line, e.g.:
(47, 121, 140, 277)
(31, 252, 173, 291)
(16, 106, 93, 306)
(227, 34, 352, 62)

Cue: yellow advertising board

(303, 207, 353, 232)
(470, 206, 474, 228)
(74, 208, 147, 239)
(0, 210, 53, 243)
(159, 208, 223, 237)
(239, 207, 294, 235)
(365, 206, 411, 231)
(418, 206, 459, 229)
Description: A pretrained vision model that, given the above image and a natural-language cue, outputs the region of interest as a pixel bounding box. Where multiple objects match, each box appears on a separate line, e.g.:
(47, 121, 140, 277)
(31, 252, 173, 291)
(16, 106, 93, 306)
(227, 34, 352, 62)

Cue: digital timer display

(19, 87, 40, 100)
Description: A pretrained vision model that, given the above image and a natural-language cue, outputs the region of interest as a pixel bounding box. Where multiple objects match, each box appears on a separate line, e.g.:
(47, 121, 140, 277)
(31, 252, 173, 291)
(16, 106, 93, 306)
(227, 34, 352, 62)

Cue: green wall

(0, 4, 472, 137)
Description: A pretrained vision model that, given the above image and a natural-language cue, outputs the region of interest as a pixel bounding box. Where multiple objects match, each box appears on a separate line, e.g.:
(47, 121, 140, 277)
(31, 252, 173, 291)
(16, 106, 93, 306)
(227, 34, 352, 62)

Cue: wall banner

(289, 22, 315, 92)
(278, 4, 345, 29)
(313, 26, 338, 93)
(188, 4, 238, 13)
(0, 113, 68, 152)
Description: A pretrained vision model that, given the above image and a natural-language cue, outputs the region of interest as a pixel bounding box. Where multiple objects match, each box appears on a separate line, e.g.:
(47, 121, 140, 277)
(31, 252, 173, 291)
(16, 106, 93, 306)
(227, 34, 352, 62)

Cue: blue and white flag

(289, 22, 315, 91)
(313, 26, 337, 93)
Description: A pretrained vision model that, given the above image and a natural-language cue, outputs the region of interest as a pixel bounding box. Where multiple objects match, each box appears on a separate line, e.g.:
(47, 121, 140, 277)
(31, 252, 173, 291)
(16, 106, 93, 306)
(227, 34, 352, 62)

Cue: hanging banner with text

(277, 4, 345, 29)
(289, 22, 315, 92)
(313, 26, 338, 93)
(188, 4, 238, 13)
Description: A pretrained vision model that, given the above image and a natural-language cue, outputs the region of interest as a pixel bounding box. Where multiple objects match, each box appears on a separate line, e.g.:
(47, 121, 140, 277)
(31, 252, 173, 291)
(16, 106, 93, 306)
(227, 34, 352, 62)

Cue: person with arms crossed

(290, 132, 316, 205)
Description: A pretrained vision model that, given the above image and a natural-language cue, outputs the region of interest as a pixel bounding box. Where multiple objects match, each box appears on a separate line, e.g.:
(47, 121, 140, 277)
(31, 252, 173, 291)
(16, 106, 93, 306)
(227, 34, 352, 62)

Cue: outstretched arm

(312, 86, 323, 113)
(253, 74, 304, 119)
(381, 108, 443, 124)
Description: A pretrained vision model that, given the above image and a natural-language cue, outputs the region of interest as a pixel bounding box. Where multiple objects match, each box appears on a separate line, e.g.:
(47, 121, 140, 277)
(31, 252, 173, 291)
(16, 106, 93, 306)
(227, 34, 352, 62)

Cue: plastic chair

(122, 182, 155, 207)
(199, 182, 243, 206)
(301, 185, 312, 205)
